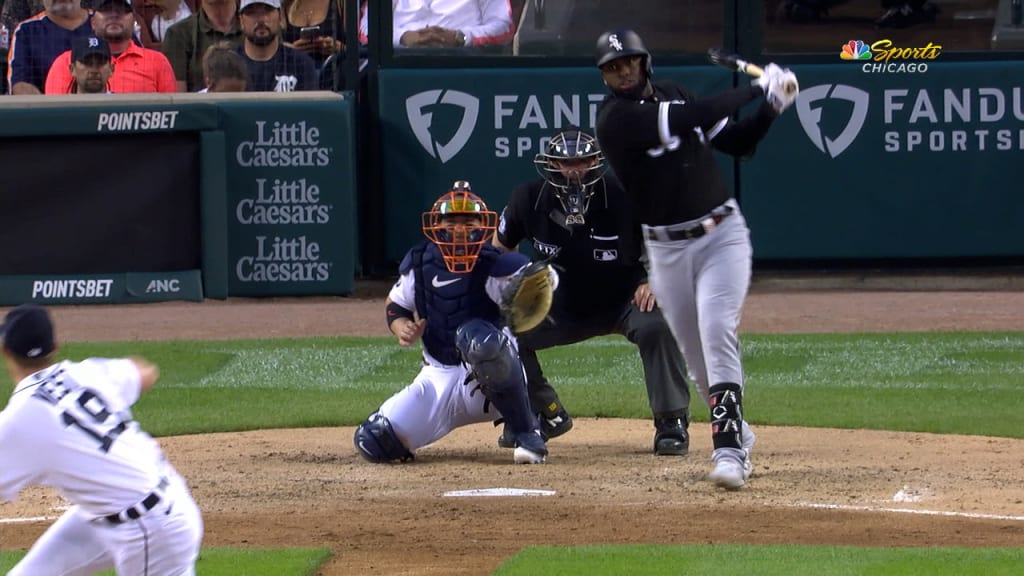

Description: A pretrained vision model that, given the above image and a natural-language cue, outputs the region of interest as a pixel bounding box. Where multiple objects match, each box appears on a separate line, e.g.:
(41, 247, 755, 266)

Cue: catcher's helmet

(422, 181, 498, 273)
(595, 28, 653, 78)
(534, 129, 607, 226)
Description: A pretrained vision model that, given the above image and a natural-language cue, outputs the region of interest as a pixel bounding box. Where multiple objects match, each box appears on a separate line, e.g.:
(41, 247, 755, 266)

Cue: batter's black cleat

(497, 409, 573, 448)
(653, 417, 689, 456)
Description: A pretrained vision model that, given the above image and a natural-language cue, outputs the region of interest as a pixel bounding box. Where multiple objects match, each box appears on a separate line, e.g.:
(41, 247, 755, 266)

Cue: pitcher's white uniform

(0, 358, 203, 576)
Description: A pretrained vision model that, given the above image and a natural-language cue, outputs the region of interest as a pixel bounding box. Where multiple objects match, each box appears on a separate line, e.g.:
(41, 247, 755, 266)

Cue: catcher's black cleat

(653, 417, 689, 456)
(497, 409, 573, 448)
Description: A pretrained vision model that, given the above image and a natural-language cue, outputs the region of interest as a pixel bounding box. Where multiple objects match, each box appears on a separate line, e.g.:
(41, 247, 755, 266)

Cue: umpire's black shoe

(653, 417, 689, 456)
(497, 409, 574, 448)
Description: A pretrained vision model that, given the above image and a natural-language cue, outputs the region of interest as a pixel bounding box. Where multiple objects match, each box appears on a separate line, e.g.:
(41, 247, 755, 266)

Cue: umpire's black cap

(0, 304, 56, 359)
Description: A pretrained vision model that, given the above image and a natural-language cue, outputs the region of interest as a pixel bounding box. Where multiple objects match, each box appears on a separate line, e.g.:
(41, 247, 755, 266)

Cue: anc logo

(795, 84, 870, 159)
(406, 90, 480, 164)
(840, 40, 872, 60)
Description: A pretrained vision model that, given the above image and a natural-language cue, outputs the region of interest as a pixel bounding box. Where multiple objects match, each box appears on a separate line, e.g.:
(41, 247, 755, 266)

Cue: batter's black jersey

(496, 176, 644, 316)
(596, 81, 775, 226)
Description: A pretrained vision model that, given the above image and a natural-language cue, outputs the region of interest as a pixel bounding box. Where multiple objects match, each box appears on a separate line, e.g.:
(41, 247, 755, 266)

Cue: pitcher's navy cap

(0, 305, 56, 359)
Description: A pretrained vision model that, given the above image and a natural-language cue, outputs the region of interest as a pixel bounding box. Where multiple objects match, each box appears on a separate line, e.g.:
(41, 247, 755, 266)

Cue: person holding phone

(237, 0, 316, 91)
(281, 0, 343, 68)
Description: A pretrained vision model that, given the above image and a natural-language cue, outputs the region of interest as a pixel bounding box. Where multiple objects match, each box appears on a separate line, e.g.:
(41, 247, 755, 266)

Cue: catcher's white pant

(8, 470, 203, 576)
(378, 361, 499, 453)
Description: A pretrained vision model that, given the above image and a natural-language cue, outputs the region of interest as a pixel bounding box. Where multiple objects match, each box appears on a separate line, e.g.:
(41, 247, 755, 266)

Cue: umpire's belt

(645, 204, 734, 242)
(104, 477, 169, 525)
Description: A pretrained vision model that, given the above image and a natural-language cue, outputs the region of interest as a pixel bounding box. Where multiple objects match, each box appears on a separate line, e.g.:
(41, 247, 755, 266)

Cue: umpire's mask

(534, 129, 607, 226)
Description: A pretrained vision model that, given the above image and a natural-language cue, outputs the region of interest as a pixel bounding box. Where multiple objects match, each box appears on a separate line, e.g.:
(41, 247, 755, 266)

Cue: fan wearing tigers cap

(44, 0, 177, 94)
(66, 35, 114, 93)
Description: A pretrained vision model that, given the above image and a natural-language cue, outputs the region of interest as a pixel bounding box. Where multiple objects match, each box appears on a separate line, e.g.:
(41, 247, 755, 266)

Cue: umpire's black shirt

(597, 81, 773, 226)
(497, 177, 644, 317)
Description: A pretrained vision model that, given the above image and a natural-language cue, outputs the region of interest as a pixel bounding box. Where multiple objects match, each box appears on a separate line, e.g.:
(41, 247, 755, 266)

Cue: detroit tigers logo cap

(72, 37, 111, 64)
(0, 304, 56, 359)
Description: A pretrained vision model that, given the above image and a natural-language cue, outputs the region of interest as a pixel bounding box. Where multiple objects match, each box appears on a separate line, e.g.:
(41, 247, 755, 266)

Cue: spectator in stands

(162, 0, 242, 92)
(237, 0, 315, 91)
(198, 39, 245, 91)
(359, 0, 512, 48)
(281, 0, 343, 70)
(66, 34, 113, 92)
(1, 0, 45, 34)
(149, 0, 192, 43)
(6, 0, 92, 94)
(44, 0, 176, 93)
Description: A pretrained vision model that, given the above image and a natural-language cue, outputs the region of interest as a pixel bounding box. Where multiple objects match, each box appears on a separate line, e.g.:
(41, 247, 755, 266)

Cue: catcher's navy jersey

(397, 242, 527, 366)
(497, 177, 643, 316)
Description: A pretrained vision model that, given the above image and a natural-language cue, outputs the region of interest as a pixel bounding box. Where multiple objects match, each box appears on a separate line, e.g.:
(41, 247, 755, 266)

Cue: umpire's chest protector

(407, 244, 502, 366)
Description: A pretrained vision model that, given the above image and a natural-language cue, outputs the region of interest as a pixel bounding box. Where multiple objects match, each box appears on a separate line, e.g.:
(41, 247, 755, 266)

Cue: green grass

(2, 331, 1022, 574)
(2, 332, 1017, 438)
(494, 544, 1024, 576)
(0, 547, 330, 575)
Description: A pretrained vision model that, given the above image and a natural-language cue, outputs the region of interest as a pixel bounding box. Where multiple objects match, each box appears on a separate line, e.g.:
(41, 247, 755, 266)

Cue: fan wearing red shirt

(44, 0, 177, 94)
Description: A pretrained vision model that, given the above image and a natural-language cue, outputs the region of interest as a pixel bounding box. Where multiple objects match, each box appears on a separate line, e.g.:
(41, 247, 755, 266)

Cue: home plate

(443, 488, 557, 497)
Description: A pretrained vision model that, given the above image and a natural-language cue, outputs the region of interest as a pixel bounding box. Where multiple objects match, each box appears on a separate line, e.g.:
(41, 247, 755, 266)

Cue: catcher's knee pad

(353, 412, 414, 463)
(456, 318, 536, 433)
(708, 382, 744, 450)
(455, 318, 519, 393)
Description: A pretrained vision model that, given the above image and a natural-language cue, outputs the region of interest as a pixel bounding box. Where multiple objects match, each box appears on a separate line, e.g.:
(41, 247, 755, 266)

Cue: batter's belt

(644, 204, 735, 242)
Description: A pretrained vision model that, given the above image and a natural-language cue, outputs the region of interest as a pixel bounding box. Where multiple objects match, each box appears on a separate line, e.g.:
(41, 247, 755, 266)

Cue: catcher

(354, 181, 558, 465)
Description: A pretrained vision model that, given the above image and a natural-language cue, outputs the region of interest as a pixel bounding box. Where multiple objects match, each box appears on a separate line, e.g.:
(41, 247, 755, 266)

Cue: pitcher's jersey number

(33, 377, 129, 453)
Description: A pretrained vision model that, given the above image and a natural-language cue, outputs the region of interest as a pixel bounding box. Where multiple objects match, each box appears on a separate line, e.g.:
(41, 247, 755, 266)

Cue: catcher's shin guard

(708, 382, 744, 451)
(354, 413, 414, 463)
(456, 318, 539, 436)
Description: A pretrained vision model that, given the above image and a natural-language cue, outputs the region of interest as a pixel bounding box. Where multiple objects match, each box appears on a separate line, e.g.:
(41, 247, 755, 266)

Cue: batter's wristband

(386, 302, 415, 329)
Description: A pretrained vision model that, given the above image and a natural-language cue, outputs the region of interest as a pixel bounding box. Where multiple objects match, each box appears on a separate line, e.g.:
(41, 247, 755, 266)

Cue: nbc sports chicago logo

(840, 39, 941, 74)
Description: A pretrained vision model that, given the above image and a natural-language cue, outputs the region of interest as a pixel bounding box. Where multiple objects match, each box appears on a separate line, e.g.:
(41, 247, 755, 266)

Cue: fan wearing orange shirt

(44, 0, 177, 94)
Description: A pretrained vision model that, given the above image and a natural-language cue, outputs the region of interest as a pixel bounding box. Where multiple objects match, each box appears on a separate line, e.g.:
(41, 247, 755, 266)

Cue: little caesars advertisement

(221, 99, 356, 296)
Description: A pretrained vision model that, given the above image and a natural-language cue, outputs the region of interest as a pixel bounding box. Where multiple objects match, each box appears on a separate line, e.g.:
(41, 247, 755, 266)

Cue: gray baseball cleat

(709, 447, 750, 490)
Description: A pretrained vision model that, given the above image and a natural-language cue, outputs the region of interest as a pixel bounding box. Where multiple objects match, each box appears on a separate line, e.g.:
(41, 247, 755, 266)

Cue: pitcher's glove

(500, 261, 555, 333)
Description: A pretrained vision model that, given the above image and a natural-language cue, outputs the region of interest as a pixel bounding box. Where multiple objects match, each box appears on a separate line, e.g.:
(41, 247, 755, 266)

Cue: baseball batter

(0, 304, 203, 574)
(593, 29, 798, 489)
(494, 128, 692, 456)
(354, 181, 554, 465)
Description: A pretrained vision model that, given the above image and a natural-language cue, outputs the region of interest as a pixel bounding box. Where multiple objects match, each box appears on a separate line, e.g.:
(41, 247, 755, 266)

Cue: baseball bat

(706, 48, 798, 96)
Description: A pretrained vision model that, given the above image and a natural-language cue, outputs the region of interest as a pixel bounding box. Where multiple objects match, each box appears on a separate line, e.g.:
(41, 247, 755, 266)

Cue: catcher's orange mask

(422, 182, 497, 273)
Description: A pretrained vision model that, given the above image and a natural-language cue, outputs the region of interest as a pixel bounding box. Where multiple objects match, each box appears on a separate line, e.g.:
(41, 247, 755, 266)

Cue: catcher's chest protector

(412, 244, 501, 366)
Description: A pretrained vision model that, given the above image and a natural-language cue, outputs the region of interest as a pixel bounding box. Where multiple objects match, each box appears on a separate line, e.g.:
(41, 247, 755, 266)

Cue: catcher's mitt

(501, 261, 555, 333)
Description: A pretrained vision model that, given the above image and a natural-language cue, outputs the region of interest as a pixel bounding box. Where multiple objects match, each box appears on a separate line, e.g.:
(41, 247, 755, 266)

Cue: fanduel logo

(406, 90, 479, 163)
(796, 84, 870, 158)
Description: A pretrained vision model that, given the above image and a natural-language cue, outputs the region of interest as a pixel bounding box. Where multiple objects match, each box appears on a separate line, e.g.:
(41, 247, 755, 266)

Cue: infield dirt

(2, 288, 1022, 575)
